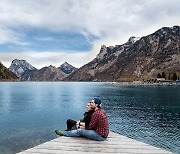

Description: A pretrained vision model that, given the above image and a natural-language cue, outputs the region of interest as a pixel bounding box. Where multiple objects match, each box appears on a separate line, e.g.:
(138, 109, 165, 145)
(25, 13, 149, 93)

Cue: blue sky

(1, 28, 97, 52)
(0, 0, 180, 68)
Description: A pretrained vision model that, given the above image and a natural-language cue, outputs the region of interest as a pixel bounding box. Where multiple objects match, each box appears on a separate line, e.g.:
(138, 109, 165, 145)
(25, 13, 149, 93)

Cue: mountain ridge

(25, 65, 68, 81)
(8, 60, 75, 81)
(64, 26, 180, 81)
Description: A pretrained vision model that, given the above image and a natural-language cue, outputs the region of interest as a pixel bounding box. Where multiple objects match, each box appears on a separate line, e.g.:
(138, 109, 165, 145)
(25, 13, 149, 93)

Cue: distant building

(156, 78, 166, 81)
(156, 78, 173, 83)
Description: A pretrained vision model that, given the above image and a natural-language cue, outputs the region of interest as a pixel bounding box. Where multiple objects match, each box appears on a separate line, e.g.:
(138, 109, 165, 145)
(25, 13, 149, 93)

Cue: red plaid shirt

(87, 108, 109, 138)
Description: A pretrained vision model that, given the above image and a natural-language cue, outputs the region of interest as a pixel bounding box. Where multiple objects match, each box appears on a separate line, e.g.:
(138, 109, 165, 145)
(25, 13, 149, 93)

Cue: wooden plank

(17, 131, 172, 154)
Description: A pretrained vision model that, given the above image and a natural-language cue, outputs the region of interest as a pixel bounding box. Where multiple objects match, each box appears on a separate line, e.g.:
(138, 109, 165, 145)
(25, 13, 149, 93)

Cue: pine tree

(157, 73, 161, 78)
(172, 72, 177, 81)
(162, 72, 166, 79)
(168, 73, 171, 80)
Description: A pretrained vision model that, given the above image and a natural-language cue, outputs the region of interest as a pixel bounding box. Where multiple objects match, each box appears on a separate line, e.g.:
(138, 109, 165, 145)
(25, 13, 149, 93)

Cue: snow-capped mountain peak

(9, 59, 37, 77)
(59, 62, 77, 74)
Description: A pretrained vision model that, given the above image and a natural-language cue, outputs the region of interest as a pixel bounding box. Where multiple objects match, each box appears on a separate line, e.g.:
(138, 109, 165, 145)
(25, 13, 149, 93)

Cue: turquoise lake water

(0, 82, 179, 154)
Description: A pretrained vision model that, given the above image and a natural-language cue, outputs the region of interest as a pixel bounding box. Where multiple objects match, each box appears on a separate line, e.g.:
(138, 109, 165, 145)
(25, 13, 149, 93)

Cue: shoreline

(111, 81, 180, 86)
(0, 80, 180, 86)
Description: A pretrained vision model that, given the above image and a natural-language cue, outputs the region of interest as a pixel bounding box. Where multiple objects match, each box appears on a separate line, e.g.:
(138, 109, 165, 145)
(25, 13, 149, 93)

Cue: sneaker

(55, 130, 64, 136)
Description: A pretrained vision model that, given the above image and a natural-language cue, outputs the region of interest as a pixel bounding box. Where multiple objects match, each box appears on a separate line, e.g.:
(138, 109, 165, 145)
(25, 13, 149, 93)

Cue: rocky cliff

(0, 62, 19, 81)
(65, 26, 180, 81)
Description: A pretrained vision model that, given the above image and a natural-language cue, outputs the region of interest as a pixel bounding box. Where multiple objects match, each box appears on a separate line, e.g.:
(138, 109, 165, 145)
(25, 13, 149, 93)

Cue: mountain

(0, 62, 19, 81)
(65, 26, 180, 81)
(9, 59, 37, 78)
(59, 62, 78, 74)
(9, 59, 71, 81)
(24, 65, 68, 81)
(21, 69, 38, 81)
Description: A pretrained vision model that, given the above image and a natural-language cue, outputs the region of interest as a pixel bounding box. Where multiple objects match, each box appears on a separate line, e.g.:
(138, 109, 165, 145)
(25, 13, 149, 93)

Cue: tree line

(157, 72, 179, 81)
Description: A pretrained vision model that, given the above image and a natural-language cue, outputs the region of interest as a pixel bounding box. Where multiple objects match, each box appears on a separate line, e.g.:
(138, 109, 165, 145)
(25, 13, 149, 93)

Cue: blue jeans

(63, 129, 106, 141)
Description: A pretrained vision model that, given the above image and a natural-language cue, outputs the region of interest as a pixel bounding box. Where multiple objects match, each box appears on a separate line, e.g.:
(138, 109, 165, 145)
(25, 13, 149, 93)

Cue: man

(55, 97, 109, 141)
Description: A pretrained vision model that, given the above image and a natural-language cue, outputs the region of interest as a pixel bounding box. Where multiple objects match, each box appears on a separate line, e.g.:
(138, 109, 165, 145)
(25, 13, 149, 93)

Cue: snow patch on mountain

(9, 59, 37, 77)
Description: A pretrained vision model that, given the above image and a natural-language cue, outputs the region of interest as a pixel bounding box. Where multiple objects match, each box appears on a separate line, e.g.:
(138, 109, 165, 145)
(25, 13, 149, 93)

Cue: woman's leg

(66, 119, 77, 130)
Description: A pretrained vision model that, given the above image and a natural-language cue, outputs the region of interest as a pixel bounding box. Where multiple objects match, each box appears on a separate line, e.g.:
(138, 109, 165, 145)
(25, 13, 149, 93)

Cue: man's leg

(63, 129, 81, 137)
(56, 129, 106, 141)
(79, 129, 106, 141)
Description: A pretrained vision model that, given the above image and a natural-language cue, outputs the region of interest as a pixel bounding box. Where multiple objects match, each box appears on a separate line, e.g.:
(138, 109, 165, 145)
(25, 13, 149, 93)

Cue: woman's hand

(76, 121, 85, 129)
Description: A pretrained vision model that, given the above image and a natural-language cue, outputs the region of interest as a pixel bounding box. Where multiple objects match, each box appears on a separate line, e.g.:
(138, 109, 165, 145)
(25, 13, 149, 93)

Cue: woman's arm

(76, 121, 85, 128)
(79, 121, 85, 128)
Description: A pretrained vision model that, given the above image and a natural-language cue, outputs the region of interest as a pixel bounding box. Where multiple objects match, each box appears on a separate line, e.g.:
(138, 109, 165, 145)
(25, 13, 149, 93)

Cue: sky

(0, 0, 180, 69)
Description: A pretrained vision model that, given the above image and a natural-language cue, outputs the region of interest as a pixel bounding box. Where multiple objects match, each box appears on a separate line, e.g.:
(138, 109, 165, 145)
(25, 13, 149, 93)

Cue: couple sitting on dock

(55, 97, 109, 141)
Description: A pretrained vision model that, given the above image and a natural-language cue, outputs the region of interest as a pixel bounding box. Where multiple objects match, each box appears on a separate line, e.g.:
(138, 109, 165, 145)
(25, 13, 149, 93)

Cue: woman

(66, 102, 94, 130)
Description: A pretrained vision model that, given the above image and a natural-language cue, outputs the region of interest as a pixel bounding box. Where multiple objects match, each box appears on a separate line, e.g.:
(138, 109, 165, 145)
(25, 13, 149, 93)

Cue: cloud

(0, 50, 97, 69)
(1, 0, 179, 40)
(0, 0, 180, 68)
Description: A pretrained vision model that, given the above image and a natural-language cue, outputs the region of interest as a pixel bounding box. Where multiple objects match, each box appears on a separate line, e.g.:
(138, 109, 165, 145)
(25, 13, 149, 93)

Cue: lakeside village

(144, 72, 180, 85)
(114, 72, 180, 86)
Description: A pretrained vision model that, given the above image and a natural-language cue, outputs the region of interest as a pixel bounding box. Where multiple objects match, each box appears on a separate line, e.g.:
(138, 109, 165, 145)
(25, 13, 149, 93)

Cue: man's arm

(87, 113, 99, 129)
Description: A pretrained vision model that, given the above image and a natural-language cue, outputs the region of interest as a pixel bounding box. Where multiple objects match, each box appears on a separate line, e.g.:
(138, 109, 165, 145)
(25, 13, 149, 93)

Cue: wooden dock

(18, 131, 172, 154)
